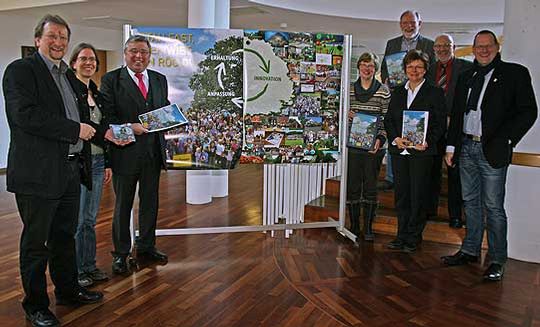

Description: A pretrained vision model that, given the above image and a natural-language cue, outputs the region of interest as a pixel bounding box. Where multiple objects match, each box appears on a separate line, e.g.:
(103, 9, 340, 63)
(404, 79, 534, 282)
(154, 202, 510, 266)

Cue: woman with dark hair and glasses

(69, 43, 111, 287)
(384, 49, 446, 252)
(347, 52, 391, 242)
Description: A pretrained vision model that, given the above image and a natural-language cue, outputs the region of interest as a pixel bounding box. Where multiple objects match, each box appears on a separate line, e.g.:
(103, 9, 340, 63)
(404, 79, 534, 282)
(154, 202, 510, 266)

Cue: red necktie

(135, 72, 147, 99)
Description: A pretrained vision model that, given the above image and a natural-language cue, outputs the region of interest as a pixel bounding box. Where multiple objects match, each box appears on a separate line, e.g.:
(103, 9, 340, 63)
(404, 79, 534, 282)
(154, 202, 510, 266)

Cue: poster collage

(241, 31, 344, 164)
(132, 26, 345, 169)
(133, 27, 245, 170)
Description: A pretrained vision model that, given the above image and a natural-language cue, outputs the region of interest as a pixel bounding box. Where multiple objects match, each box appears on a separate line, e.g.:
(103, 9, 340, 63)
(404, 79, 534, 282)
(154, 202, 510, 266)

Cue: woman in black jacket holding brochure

(347, 52, 391, 242)
(69, 43, 112, 287)
(384, 50, 446, 252)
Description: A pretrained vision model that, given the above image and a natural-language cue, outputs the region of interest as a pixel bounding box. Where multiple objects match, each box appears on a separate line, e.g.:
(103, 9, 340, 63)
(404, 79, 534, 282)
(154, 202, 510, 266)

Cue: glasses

(434, 44, 452, 49)
(359, 63, 376, 69)
(474, 44, 496, 51)
(43, 34, 68, 42)
(400, 20, 418, 26)
(127, 48, 150, 56)
(406, 65, 425, 71)
(77, 56, 96, 63)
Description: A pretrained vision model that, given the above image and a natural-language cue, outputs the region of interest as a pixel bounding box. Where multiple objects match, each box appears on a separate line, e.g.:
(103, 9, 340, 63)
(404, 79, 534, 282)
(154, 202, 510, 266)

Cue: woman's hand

(368, 139, 381, 154)
(414, 142, 428, 151)
(103, 168, 112, 184)
(394, 137, 411, 149)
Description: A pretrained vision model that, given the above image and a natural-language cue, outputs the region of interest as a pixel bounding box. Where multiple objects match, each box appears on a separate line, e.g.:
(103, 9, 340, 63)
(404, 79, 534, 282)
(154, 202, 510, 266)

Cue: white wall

(0, 12, 123, 169)
(503, 0, 540, 263)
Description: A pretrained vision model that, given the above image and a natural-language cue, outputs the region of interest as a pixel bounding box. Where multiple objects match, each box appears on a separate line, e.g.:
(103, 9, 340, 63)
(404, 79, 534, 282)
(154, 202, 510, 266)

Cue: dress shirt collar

(405, 78, 426, 109)
(126, 66, 148, 81)
(38, 51, 69, 74)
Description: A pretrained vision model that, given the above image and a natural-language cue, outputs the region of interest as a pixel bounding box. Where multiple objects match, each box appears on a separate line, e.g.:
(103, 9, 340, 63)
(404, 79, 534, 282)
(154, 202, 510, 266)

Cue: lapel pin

(493, 78, 498, 82)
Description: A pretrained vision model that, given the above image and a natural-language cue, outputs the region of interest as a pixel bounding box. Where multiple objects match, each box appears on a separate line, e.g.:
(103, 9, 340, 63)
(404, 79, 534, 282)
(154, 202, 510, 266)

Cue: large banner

(130, 27, 346, 167)
(240, 31, 344, 164)
(132, 27, 244, 169)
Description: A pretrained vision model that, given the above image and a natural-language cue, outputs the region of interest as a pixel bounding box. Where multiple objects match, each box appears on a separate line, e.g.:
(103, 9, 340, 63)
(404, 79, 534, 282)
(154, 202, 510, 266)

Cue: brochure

(348, 112, 379, 150)
(401, 110, 429, 147)
(385, 51, 407, 88)
(110, 123, 136, 142)
(138, 103, 188, 133)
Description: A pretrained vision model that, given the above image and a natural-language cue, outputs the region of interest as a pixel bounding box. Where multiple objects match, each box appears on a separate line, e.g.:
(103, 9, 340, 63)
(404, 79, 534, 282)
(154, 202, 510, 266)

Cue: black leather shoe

(449, 218, 463, 228)
(138, 248, 168, 262)
(112, 255, 128, 274)
(386, 239, 404, 250)
(56, 288, 103, 305)
(25, 309, 60, 327)
(402, 243, 417, 253)
(483, 263, 504, 281)
(441, 251, 478, 266)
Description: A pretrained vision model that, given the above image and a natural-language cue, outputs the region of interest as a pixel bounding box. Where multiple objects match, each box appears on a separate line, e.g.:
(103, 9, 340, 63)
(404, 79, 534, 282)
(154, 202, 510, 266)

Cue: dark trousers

(427, 153, 443, 215)
(447, 163, 463, 219)
(392, 154, 433, 245)
(346, 149, 384, 203)
(112, 156, 162, 256)
(16, 160, 80, 314)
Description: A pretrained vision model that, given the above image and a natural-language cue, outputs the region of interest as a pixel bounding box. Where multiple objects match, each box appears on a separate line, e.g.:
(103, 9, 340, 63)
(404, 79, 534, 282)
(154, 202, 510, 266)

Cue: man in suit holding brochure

(426, 34, 473, 227)
(101, 35, 170, 274)
(379, 10, 435, 191)
(442, 30, 537, 281)
(3, 14, 104, 327)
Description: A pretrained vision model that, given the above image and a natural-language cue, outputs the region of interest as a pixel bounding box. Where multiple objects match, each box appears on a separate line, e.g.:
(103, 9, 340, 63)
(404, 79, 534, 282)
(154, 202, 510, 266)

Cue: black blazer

(384, 80, 446, 156)
(427, 57, 473, 114)
(381, 34, 435, 84)
(447, 60, 538, 168)
(71, 78, 111, 171)
(2, 53, 95, 197)
(100, 67, 170, 174)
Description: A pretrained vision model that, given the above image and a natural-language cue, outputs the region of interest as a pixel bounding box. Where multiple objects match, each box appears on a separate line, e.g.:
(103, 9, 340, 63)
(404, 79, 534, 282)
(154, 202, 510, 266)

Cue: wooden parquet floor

(0, 166, 539, 326)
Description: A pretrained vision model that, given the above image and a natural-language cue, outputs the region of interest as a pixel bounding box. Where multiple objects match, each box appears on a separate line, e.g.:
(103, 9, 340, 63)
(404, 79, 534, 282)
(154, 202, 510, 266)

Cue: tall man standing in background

(379, 10, 435, 191)
(3, 14, 103, 327)
(426, 34, 473, 226)
(442, 30, 537, 281)
(101, 35, 170, 275)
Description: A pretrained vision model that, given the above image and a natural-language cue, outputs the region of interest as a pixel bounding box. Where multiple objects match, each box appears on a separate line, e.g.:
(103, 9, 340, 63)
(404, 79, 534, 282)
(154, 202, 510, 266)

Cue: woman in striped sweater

(347, 52, 391, 242)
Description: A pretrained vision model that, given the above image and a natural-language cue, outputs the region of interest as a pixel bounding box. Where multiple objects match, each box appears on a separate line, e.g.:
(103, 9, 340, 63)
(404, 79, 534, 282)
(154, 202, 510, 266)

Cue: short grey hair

(400, 10, 421, 22)
(124, 35, 151, 51)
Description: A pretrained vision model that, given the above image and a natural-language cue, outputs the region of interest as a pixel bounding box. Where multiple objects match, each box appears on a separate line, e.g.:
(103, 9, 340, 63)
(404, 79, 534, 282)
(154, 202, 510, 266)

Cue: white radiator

(263, 162, 341, 237)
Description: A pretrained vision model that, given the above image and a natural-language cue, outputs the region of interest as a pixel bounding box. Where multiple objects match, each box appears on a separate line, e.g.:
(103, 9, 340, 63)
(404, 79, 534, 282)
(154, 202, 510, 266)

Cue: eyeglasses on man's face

(43, 34, 69, 42)
(126, 48, 150, 56)
(434, 44, 452, 49)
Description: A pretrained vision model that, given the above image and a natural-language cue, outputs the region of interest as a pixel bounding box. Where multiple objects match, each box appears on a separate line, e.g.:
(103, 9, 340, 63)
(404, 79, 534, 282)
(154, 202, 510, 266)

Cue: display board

(131, 26, 244, 170)
(130, 27, 345, 167)
(241, 31, 344, 164)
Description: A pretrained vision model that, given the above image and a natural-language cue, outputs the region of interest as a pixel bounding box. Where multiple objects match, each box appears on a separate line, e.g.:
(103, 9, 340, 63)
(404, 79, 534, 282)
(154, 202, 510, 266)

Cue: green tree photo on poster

(189, 36, 243, 112)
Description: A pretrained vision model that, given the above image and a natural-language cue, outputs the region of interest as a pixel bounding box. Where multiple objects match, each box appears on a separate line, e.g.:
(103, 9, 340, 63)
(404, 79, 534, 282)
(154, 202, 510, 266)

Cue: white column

(188, 0, 215, 28)
(214, 0, 230, 29)
(210, 0, 230, 198)
(503, 0, 540, 263)
(186, 0, 230, 204)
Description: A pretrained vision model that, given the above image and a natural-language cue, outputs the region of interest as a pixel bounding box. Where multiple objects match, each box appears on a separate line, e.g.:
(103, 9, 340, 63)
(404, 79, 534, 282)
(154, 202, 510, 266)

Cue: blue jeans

(385, 150, 393, 182)
(75, 154, 105, 273)
(459, 138, 508, 265)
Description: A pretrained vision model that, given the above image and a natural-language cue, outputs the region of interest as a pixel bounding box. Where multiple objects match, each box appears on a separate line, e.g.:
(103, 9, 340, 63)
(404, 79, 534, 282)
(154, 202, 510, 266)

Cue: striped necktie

(438, 63, 447, 92)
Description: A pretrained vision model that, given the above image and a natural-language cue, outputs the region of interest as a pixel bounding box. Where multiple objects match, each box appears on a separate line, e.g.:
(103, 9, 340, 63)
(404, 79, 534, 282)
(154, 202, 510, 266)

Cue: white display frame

(122, 25, 355, 241)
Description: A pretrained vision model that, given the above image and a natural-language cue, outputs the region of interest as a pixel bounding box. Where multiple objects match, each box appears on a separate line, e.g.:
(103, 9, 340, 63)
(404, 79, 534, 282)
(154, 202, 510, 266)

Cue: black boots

(348, 202, 361, 237)
(348, 201, 377, 242)
(363, 201, 376, 241)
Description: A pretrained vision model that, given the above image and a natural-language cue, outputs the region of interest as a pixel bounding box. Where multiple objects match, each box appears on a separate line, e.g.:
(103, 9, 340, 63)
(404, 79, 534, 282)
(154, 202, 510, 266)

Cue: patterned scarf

(466, 52, 501, 113)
